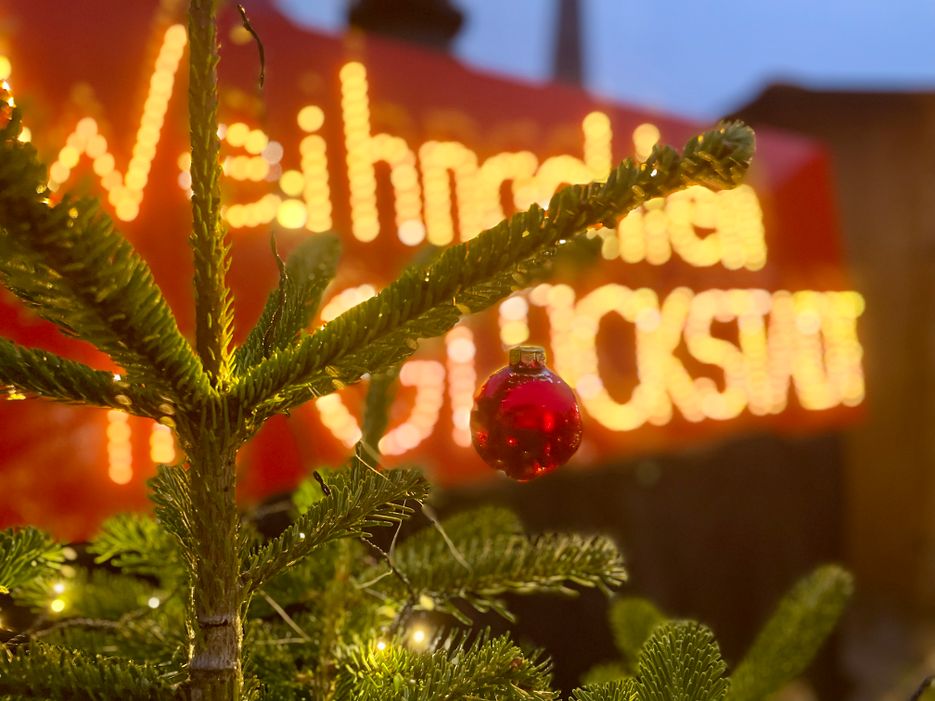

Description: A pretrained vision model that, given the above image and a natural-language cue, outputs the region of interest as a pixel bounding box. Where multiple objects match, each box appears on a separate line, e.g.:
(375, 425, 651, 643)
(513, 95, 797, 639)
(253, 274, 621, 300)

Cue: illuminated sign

(0, 1, 864, 538)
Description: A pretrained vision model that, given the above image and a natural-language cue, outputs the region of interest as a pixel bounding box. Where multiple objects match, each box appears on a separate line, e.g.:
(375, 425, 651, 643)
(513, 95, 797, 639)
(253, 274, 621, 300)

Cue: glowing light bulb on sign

(0, 2, 865, 522)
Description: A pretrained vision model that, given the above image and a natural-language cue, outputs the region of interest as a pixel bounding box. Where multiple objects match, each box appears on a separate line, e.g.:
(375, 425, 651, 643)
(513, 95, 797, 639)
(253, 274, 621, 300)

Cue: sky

(274, 0, 935, 120)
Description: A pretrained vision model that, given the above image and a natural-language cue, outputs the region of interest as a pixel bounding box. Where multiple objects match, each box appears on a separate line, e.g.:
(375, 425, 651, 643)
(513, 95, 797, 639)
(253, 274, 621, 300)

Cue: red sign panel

(0, 2, 863, 539)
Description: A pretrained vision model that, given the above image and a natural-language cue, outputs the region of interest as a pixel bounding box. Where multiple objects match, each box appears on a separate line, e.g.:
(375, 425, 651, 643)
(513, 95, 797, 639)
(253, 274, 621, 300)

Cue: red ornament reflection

(471, 346, 582, 481)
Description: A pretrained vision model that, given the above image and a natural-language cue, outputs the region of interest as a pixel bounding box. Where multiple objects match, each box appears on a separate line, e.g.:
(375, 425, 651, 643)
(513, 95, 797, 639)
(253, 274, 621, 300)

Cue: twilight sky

(275, 0, 935, 120)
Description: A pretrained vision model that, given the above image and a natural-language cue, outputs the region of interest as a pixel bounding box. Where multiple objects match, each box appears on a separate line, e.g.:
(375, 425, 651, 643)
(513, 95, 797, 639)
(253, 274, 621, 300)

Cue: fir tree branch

(0, 642, 174, 700)
(233, 233, 340, 373)
(12, 569, 156, 622)
(242, 462, 430, 595)
(570, 680, 637, 701)
(235, 4, 266, 89)
(0, 113, 210, 402)
(726, 565, 853, 701)
(333, 631, 556, 701)
(8, 606, 186, 671)
(360, 365, 401, 453)
(0, 337, 128, 410)
(0, 527, 62, 594)
(235, 123, 754, 418)
(189, 0, 234, 388)
(634, 621, 730, 701)
(910, 676, 935, 701)
(150, 464, 198, 576)
(89, 513, 181, 582)
(8, 567, 183, 664)
(374, 509, 626, 622)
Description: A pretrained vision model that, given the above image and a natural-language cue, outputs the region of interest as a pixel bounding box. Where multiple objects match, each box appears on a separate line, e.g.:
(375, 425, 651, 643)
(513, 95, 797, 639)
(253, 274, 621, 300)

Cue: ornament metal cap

(509, 345, 546, 368)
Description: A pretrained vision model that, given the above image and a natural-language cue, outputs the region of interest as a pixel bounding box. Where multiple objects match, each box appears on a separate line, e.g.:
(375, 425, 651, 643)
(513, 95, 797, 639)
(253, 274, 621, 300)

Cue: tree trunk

(182, 412, 243, 700)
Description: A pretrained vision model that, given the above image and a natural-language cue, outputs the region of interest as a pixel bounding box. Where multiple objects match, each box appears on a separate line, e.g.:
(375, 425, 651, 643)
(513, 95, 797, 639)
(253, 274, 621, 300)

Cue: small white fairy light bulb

(408, 624, 430, 650)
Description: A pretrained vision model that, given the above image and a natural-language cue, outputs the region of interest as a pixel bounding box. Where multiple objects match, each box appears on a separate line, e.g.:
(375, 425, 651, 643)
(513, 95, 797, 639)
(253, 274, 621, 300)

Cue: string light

(446, 327, 476, 447)
(583, 111, 613, 175)
(419, 140, 480, 245)
(298, 128, 332, 232)
(25, 43, 767, 275)
(632, 122, 661, 161)
(498, 294, 530, 347)
(378, 361, 446, 455)
(309, 279, 862, 451)
(475, 151, 538, 232)
(45, 24, 187, 220)
(319, 284, 377, 322)
(147, 597, 161, 609)
(615, 185, 766, 269)
(106, 410, 133, 485)
(149, 423, 176, 464)
(532, 284, 865, 431)
(6, 36, 865, 469)
(340, 61, 423, 242)
(408, 624, 431, 650)
(315, 394, 361, 448)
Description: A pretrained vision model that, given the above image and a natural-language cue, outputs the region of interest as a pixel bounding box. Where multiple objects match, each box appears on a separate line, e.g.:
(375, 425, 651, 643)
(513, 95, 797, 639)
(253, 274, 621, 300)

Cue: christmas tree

(0, 2, 850, 699)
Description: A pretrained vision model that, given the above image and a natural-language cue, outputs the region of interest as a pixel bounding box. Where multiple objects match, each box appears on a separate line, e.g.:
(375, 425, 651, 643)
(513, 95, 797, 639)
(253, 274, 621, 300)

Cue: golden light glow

(276, 198, 307, 229)
(583, 111, 613, 176)
(45, 24, 187, 219)
(28, 50, 766, 273)
(315, 393, 362, 448)
(229, 24, 253, 45)
(632, 122, 661, 161)
(297, 105, 325, 133)
(149, 423, 176, 464)
(533, 284, 865, 431)
(50, 598, 66, 614)
(311, 276, 862, 452)
(340, 61, 423, 242)
(499, 295, 530, 347)
(408, 624, 430, 650)
(299, 133, 332, 232)
(319, 284, 377, 322)
(378, 360, 446, 455)
(419, 140, 480, 245)
(106, 409, 133, 485)
(446, 326, 476, 447)
(279, 169, 305, 196)
(614, 185, 766, 270)
(475, 151, 538, 233)
(225, 193, 281, 230)
(8, 38, 865, 469)
(225, 122, 250, 148)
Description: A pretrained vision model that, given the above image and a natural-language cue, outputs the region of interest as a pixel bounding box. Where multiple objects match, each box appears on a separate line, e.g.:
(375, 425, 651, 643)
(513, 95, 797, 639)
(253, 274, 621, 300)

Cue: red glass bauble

(471, 346, 582, 481)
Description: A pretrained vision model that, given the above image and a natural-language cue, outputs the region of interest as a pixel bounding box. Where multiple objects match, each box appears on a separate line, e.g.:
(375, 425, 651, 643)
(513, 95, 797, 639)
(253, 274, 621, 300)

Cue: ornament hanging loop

(509, 345, 546, 370)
